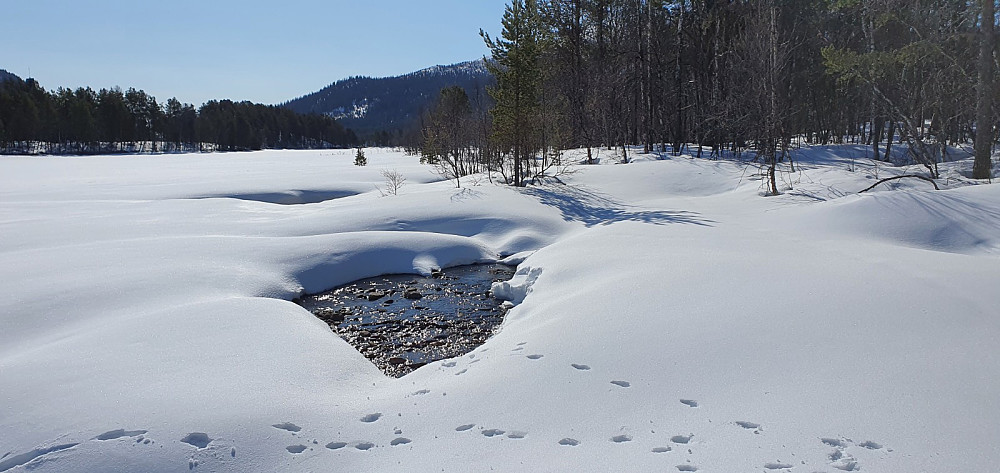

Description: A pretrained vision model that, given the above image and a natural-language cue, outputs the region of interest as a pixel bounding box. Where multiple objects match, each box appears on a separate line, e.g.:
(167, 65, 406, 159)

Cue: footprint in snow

(571, 363, 591, 371)
(442, 361, 457, 368)
(0, 443, 79, 473)
(355, 442, 375, 451)
(821, 438, 848, 448)
(526, 354, 544, 360)
(96, 429, 148, 441)
(455, 424, 475, 432)
(180, 433, 213, 449)
(412, 389, 430, 396)
(286, 445, 308, 454)
(652, 446, 672, 453)
(390, 437, 411, 446)
(611, 380, 631, 388)
(679, 399, 699, 408)
(764, 462, 793, 470)
(611, 435, 632, 443)
(272, 422, 302, 433)
(455, 369, 468, 375)
(482, 429, 505, 437)
(859, 441, 883, 450)
(671, 434, 693, 444)
(832, 460, 861, 471)
(325, 442, 348, 450)
(559, 438, 580, 446)
(507, 431, 527, 439)
(360, 413, 382, 423)
(676, 465, 698, 472)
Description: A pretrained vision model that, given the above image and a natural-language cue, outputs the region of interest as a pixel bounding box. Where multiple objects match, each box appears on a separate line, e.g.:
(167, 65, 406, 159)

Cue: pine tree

(354, 147, 367, 166)
(482, 0, 546, 186)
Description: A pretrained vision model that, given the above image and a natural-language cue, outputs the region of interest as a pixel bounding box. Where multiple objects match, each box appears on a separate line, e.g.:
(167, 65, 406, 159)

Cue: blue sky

(1, 0, 509, 106)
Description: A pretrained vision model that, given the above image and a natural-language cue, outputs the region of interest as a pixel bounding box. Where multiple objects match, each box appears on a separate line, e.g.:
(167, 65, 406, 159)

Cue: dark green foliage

(354, 147, 367, 166)
(0, 78, 358, 154)
(482, 0, 547, 186)
(469, 0, 997, 182)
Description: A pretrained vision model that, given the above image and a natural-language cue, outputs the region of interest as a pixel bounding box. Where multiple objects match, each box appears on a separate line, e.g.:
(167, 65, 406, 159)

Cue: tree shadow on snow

(521, 184, 714, 227)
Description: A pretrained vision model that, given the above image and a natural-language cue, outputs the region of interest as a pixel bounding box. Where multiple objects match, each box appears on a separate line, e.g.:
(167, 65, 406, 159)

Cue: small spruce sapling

(354, 148, 367, 166)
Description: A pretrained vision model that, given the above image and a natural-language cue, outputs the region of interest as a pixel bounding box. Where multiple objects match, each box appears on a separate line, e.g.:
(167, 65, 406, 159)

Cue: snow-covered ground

(1, 147, 998, 472)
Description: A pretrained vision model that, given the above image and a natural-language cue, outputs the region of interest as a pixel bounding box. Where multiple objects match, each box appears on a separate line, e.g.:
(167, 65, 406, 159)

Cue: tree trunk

(673, 0, 685, 155)
(883, 119, 896, 162)
(973, 0, 995, 179)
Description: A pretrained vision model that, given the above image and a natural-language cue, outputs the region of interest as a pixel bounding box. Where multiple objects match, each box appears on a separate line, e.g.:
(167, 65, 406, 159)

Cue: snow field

(1, 147, 998, 472)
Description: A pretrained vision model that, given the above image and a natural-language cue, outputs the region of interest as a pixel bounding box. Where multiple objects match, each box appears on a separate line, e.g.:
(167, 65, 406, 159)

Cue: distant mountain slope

(283, 60, 493, 140)
(0, 69, 23, 83)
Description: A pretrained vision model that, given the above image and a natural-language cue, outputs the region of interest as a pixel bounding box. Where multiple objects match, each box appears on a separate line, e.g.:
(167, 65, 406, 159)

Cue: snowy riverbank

(2, 147, 998, 472)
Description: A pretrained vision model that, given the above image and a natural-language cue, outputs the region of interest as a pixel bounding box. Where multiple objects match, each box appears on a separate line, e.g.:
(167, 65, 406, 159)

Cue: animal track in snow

(679, 399, 699, 408)
(180, 433, 213, 449)
(455, 424, 475, 432)
(325, 442, 347, 450)
(670, 434, 693, 444)
(272, 423, 301, 433)
(859, 441, 883, 450)
(442, 361, 457, 368)
(390, 438, 411, 446)
(0, 443, 79, 472)
(652, 446, 672, 453)
(96, 429, 148, 441)
(833, 460, 860, 471)
(676, 465, 698, 472)
(823, 438, 861, 471)
(511, 347, 524, 352)
(821, 438, 847, 448)
(355, 442, 375, 451)
(526, 354, 544, 360)
(571, 363, 591, 370)
(360, 413, 382, 423)
(286, 445, 307, 454)
(507, 431, 527, 439)
(559, 438, 580, 446)
(455, 369, 468, 375)
(412, 389, 430, 396)
(764, 462, 793, 470)
(735, 421, 760, 430)
(482, 429, 505, 437)
(611, 380, 631, 388)
(611, 435, 632, 443)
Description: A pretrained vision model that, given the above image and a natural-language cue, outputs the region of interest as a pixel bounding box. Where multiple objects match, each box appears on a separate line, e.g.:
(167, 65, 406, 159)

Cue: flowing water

(296, 263, 516, 377)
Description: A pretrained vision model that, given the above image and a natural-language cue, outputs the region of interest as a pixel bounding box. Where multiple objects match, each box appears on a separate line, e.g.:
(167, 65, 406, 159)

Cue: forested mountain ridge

(283, 60, 493, 144)
(0, 70, 22, 83)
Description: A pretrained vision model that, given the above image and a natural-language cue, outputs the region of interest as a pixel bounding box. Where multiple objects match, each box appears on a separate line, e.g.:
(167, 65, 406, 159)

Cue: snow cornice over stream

(1, 147, 998, 472)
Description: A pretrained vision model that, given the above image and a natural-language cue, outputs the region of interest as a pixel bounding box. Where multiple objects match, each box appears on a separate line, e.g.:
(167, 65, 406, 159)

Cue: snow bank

(1, 147, 998, 472)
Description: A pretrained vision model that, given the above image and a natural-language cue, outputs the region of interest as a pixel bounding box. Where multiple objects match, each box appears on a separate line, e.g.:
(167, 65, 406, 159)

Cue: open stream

(296, 263, 516, 377)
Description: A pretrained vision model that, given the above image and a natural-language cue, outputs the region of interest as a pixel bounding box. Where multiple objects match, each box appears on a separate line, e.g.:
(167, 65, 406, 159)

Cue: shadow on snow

(521, 183, 714, 227)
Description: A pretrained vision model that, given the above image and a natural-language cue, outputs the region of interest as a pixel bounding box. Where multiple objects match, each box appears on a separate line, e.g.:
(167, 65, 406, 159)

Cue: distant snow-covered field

(1, 147, 998, 472)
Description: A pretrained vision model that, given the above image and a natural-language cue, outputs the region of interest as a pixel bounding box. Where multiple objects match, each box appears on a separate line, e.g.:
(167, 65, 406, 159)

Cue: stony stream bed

(296, 264, 516, 377)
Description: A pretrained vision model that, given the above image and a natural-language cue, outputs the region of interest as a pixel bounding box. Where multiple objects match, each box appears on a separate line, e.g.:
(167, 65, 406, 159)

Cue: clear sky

(1, 0, 509, 106)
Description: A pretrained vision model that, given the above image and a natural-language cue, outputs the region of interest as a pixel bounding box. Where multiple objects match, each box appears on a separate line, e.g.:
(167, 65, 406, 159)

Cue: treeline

(0, 78, 357, 154)
(427, 0, 997, 188)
